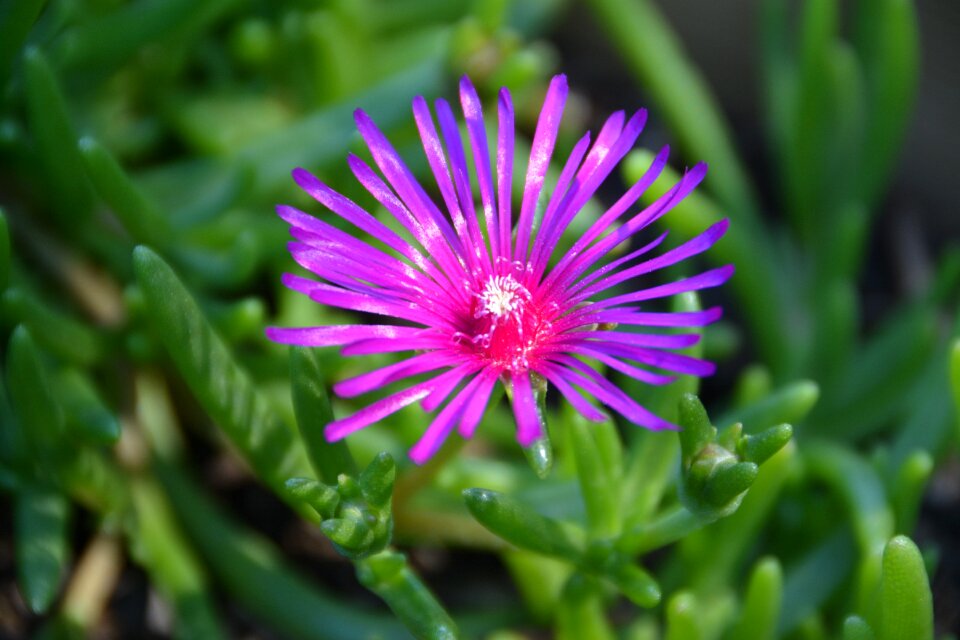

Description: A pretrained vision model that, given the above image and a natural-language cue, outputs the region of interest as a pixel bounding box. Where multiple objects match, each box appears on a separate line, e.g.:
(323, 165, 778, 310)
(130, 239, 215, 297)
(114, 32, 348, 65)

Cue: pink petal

(457, 368, 499, 438)
(325, 381, 435, 441)
(265, 324, 420, 346)
(460, 76, 499, 260)
(538, 363, 608, 422)
(497, 88, 515, 262)
(514, 75, 568, 264)
(510, 370, 543, 446)
(333, 353, 455, 398)
(575, 219, 730, 300)
(409, 372, 488, 463)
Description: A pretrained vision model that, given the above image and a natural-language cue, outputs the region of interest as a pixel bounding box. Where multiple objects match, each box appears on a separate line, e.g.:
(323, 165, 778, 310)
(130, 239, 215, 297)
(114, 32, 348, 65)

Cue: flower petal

(510, 370, 542, 446)
(265, 324, 420, 346)
(515, 75, 568, 264)
(409, 372, 488, 463)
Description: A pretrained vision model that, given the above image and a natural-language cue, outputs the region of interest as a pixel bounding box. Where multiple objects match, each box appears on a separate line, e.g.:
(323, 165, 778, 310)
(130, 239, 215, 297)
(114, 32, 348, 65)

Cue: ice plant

(266, 74, 733, 463)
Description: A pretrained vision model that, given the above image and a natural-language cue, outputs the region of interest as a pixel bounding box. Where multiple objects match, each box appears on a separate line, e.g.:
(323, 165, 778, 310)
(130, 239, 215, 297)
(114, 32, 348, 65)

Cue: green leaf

(356, 550, 459, 640)
(23, 48, 94, 227)
(289, 346, 356, 485)
(463, 488, 584, 562)
(804, 441, 894, 556)
(15, 484, 70, 613)
(0, 0, 47, 85)
(682, 442, 795, 592)
(78, 137, 173, 248)
(891, 450, 933, 535)
(814, 305, 935, 438)
(0, 367, 25, 469)
(238, 58, 445, 195)
(58, 449, 129, 518)
(132, 246, 311, 504)
(729, 557, 782, 640)
(782, 0, 838, 237)
(158, 462, 409, 640)
(854, 0, 920, 209)
(888, 349, 957, 472)
(843, 616, 876, 640)
(808, 277, 860, 387)
(722, 380, 819, 433)
(733, 366, 773, 407)
(284, 478, 339, 520)
(358, 452, 396, 509)
(619, 293, 703, 524)
(778, 529, 857, 635)
(57, 369, 120, 446)
(52, 0, 243, 73)
(702, 462, 757, 508)
(738, 424, 793, 465)
(665, 591, 702, 640)
(952, 339, 960, 443)
(759, 0, 796, 168)
(321, 518, 374, 550)
(879, 535, 933, 640)
(5, 325, 65, 458)
(0, 209, 10, 291)
(603, 561, 660, 608)
(568, 409, 620, 538)
(130, 481, 227, 640)
(584, 0, 759, 224)
(1, 289, 107, 366)
(677, 394, 716, 467)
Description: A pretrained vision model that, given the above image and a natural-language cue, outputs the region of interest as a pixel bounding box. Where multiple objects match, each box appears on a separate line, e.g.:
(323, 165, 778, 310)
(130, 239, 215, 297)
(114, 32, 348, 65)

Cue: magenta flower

(267, 74, 732, 464)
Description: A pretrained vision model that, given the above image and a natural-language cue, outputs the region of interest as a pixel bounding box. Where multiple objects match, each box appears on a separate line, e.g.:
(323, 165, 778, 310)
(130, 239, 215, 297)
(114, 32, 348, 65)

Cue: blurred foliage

(0, 0, 955, 639)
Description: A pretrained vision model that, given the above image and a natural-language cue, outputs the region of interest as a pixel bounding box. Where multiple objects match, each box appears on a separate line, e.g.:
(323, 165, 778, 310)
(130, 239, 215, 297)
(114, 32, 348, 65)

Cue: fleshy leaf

(844, 616, 876, 640)
(57, 369, 121, 446)
(724, 380, 819, 433)
(157, 461, 409, 640)
(878, 535, 933, 640)
(130, 481, 227, 640)
(289, 346, 357, 484)
(284, 478, 339, 520)
(568, 410, 620, 538)
(23, 48, 94, 227)
(678, 393, 716, 467)
(15, 484, 70, 614)
(5, 325, 65, 458)
(78, 137, 173, 247)
(729, 556, 782, 640)
(133, 246, 312, 504)
(463, 488, 584, 562)
(0, 209, 9, 291)
(738, 423, 793, 465)
(358, 452, 396, 509)
(1, 288, 106, 366)
(665, 591, 702, 640)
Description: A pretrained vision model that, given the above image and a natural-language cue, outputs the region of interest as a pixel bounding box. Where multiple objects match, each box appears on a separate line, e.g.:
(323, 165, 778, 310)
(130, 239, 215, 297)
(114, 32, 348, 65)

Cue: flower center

(478, 275, 528, 318)
(458, 272, 549, 371)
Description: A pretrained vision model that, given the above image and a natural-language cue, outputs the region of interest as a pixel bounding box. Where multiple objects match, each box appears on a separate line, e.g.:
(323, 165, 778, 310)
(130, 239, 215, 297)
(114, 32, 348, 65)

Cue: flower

(267, 74, 733, 464)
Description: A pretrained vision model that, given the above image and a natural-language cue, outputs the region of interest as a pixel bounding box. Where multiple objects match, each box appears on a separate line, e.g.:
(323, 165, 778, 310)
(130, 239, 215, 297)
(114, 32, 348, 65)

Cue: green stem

(356, 550, 459, 640)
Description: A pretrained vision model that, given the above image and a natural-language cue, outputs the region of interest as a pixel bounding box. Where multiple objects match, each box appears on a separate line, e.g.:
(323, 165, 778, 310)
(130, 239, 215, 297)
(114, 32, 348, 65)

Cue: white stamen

(477, 274, 529, 319)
